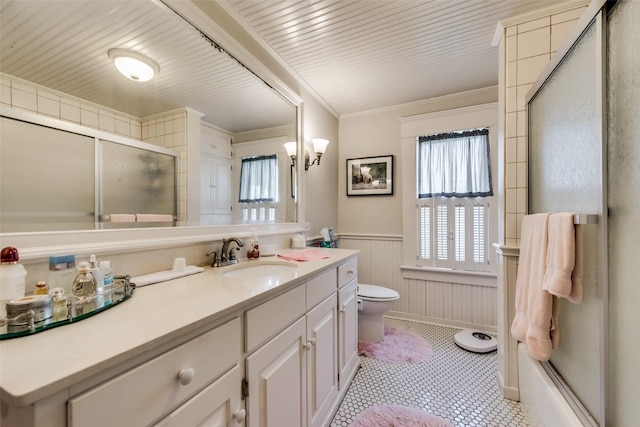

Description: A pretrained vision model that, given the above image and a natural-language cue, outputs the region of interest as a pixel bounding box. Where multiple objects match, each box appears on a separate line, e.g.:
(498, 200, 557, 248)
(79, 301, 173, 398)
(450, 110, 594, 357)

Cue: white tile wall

(501, 5, 587, 245)
(1, 74, 142, 139)
(141, 111, 188, 223)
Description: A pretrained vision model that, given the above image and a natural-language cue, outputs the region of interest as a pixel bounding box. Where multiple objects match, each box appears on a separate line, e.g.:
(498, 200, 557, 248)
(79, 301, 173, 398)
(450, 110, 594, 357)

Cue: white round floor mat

(454, 329, 497, 353)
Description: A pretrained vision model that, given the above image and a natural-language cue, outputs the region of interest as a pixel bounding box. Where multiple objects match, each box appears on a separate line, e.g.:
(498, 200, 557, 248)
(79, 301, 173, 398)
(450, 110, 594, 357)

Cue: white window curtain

(239, 154, 278, 203)
(418, 129, 492, 198)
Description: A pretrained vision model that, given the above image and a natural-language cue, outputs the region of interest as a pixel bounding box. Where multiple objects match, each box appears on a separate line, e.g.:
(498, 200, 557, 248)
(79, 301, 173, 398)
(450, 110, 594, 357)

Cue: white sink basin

(220, 260, 298, 279)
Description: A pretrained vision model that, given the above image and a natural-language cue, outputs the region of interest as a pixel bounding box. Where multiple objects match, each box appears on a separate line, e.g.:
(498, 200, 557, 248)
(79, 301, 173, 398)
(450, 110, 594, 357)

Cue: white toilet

(357, 284, 400, 343)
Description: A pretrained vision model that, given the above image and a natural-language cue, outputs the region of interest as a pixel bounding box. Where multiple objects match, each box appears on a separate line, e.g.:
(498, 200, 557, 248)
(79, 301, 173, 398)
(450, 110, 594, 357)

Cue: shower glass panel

(607, 0, 640, 424)
(100, 141, 177, 228)
(528, 19, 602, 423)
(0, 117, 95, 232)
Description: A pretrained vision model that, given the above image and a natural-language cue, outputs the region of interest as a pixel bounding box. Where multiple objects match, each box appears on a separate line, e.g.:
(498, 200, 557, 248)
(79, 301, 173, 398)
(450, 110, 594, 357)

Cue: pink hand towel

(511, 213, 554, 362)
(542, 213, 576, 299)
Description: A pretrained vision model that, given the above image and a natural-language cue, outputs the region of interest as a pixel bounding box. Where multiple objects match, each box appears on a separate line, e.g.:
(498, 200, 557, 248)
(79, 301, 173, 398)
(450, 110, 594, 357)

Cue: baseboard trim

(385, 311, 497, 335)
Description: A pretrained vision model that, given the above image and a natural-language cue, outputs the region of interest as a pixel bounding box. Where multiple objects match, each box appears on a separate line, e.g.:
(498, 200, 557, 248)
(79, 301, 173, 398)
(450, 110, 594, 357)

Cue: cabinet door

(246, 317, 307, 427)
(338, 279, 359, 390)
(202, 126, 231, 158)
(306, 295, 338, 427)
(201, 156, 214, 215)
(212, 158, 231, 215)
(155, 365, 245, 427)
(201, 155, 231, 216)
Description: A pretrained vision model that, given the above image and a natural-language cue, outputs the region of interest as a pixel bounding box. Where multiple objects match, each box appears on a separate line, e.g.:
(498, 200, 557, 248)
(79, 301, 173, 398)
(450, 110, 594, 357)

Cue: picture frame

(346, 155, 393, 196)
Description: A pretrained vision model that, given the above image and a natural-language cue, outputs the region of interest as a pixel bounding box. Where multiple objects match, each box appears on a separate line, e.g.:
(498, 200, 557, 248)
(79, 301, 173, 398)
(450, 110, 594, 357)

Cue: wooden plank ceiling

(223, 0, 569, 115)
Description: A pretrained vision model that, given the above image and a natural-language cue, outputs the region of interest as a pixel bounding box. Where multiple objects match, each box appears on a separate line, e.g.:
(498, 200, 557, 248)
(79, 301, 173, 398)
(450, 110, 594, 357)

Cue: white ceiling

(222, 0, 568, 116)
(0, 0, 296, 133)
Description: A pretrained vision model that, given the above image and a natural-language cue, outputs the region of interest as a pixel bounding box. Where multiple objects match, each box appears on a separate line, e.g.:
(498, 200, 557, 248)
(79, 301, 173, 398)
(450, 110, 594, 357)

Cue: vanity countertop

(0, 248, 358, 407)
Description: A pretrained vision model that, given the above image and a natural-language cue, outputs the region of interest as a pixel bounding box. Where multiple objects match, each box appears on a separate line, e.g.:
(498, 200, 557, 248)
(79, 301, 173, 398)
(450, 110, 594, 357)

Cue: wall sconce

(304, 138, 330, 171)
(284, 141, 297, 166)
(108, 48, 160, 82)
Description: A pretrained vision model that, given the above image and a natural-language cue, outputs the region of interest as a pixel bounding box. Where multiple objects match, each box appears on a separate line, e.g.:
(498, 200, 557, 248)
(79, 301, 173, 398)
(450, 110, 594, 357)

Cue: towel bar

(573, 214, 598, 225)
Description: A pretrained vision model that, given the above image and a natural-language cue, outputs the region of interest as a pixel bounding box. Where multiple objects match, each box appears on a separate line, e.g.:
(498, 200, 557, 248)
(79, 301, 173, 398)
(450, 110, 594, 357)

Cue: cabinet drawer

(338, 258, 357, 288)
(306, 269, 337, 310)
(68, 317, 241, 427)
(246, 286, 305, 353)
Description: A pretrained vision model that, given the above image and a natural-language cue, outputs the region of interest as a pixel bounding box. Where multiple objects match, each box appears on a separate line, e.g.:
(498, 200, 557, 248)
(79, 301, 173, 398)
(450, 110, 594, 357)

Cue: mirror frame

(0, 0, 306, 261)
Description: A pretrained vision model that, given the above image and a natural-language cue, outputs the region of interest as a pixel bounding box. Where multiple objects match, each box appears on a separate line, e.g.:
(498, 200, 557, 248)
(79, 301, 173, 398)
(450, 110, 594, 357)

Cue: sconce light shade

(311, 138, 330, 154)
(108, 48, 159, 82)
(284, 142, 297, 157)
(305, 138, 330, 171)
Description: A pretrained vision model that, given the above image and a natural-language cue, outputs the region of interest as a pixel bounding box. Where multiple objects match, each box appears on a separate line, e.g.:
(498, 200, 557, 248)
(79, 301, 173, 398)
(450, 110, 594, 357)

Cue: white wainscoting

(339, 235, 497, 332)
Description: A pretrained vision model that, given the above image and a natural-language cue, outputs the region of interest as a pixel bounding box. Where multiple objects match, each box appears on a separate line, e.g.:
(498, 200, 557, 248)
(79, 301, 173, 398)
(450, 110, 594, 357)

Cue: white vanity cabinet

(0, 252, 359, 427)
(244, 261, 358, 427)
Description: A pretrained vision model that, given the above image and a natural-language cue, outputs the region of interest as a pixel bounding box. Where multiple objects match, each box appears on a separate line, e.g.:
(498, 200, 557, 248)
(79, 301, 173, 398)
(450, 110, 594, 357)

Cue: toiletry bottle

(72, 262, 97, 315)
(247, 235, 260, 259)
(99, 260, 113, 305)
(33, 281, 50, 295)
(89, 255, 105, 306)
(0, 247, 27, 319)
(52, 288, 69, 321)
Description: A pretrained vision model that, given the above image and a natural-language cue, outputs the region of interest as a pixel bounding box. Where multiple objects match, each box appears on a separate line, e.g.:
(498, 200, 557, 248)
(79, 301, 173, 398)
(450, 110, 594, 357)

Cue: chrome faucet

(207, 237, 244, 267)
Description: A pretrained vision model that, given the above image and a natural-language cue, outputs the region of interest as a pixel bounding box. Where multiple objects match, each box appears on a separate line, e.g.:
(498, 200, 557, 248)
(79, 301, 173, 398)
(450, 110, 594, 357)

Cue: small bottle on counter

(72, 262, 97, 315)
(33, 281, 50, 295)
(100, 260, 113, 305)
(51, 288, 69, 321)
(247, 235, 260, 259)
(0, 246, 27, 319)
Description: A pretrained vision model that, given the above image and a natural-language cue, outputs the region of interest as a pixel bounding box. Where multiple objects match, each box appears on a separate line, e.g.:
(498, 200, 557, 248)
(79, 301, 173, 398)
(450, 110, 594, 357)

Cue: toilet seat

(358, 284, 399, 301)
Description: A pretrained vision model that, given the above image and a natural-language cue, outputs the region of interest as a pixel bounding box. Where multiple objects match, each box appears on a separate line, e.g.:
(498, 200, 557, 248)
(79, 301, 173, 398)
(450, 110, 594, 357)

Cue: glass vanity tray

(0, 276, 136, 340)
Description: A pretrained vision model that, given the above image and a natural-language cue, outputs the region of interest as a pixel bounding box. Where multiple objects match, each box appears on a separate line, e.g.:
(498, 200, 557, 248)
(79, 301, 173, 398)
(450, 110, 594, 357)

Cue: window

(239, 154, 278, 223)
(417, 129, 492, 272)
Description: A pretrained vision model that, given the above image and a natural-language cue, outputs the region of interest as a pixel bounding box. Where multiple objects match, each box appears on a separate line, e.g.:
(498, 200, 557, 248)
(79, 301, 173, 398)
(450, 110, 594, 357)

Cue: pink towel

(511, 213, 555, 361)
(277, 250, 330, 262)
(136, 214, 174, 222)
(542, 213, 583, 304)
(110, 214, 136, 222)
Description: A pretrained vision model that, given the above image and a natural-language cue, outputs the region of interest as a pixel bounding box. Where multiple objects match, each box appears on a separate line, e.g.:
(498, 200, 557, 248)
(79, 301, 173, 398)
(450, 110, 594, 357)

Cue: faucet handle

(206, 249, 221, 267)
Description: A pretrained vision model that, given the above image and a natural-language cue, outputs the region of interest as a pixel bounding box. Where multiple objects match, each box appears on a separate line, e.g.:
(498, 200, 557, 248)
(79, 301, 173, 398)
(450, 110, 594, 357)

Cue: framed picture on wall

(346, 155, 393, 196)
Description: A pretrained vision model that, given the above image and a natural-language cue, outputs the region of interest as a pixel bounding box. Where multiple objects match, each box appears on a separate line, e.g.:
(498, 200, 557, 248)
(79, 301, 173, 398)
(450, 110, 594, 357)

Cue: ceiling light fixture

(108, 48, 159, 82)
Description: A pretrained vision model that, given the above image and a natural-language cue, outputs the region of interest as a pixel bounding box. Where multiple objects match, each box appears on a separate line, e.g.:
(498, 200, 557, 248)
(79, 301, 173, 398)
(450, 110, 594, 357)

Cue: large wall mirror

(0, 0, 300, 237)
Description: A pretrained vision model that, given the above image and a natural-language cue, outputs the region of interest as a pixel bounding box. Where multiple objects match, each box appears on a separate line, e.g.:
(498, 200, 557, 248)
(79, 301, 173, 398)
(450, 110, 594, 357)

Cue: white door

(246, 317, 307, 427)
(306, 295, 338, 427)
(338, 280, 359, 390)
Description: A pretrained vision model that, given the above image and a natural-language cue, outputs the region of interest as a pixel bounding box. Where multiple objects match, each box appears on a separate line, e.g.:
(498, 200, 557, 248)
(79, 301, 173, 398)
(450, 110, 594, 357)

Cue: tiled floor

(330, 318, 529, 427)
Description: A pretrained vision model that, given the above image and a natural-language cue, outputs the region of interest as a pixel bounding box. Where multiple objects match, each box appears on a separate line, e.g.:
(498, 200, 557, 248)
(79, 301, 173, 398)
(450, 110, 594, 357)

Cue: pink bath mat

(358, 327, 433, 363)
(352, 404, 453, 427)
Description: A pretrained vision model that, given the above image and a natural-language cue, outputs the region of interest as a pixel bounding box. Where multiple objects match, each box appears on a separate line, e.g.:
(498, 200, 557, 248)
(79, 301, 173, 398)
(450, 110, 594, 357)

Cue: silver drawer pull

(177, 368, 195, 386)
